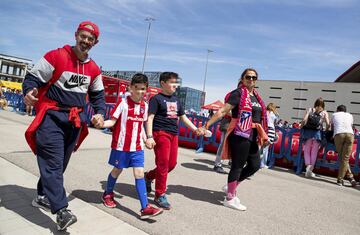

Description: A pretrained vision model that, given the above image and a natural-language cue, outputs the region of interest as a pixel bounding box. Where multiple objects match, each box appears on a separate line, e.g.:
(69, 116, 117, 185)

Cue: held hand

(145, 138, 156, 149)
(24, 88, 38, 106)
(263, 141, 271, 147)
(196, 127, 207, 136)
(91, 114, 104, 129)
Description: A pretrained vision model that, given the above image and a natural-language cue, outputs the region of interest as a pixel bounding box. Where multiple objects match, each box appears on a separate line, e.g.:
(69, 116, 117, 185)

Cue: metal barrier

(56, 104, 360, 177)
(268, 127, 287, 168)
(85, 103, 115, 125)
(282, 128, 302, 169)
(179, 115, 220, 153)
(3, 92, 26, 113)
(266, 127, 360, 176)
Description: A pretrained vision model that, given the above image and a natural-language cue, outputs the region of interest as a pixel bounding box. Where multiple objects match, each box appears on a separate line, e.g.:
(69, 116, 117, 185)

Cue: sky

(1, 0, 360, 104)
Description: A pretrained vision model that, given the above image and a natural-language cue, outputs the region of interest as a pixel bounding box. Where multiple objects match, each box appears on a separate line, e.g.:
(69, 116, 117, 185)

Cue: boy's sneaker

(32, 195, 51, 212)
(154, 195, 171, 210)
(223, 197, 247, 211)
(213, 166, 227, 174)
(336, 179, 344, 186)
(348, 178, 357, 187)
(140, 204, 163, 220)
(102, 192, 117, 208)
(145, 172, 152, 194)
(56, 208, 77, 231)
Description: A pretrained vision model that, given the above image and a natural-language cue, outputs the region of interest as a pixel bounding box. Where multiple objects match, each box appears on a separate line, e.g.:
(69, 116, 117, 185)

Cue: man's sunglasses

(244, 75, 257, 81)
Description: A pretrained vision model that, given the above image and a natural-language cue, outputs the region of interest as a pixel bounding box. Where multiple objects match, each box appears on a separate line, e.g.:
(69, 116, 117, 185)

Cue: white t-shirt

(267, 111, 278, 129)
(331, 112, 354, 136)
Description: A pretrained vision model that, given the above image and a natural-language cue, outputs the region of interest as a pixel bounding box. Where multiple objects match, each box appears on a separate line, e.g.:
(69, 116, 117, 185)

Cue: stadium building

(256, 61, 360, 128)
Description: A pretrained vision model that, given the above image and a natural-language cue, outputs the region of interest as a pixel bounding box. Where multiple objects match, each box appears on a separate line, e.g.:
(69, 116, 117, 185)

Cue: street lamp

(202, 49, 213, 93)
(141, 17, 155, 73)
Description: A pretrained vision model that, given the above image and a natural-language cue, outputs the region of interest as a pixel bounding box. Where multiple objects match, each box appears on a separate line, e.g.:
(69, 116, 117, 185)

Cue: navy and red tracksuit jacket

(23, 45, 106, 154)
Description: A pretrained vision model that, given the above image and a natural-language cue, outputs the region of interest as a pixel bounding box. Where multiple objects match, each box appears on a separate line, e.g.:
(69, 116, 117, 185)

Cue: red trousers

(146, 130, 178, 198)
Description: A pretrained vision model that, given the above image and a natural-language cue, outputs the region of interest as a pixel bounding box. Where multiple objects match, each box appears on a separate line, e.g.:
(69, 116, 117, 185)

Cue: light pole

(202, 49, 213, 93)
(141, 17, 155, 74)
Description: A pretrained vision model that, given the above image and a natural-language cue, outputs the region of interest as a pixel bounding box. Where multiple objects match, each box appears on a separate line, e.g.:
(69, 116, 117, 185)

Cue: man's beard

(79, 43, 90, 52)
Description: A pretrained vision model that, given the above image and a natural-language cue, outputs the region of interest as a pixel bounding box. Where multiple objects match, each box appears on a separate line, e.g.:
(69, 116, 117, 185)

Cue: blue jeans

(214, 132, 226, 167)
(261, 145, 270, 167)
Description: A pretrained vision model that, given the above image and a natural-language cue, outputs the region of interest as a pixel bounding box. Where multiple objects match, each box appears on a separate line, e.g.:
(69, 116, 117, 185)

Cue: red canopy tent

(201, 100, 224, 111)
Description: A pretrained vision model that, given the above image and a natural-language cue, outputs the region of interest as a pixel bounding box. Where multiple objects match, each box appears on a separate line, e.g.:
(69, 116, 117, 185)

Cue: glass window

(1, 64, 8, 74)
(8, 66, 14, 75)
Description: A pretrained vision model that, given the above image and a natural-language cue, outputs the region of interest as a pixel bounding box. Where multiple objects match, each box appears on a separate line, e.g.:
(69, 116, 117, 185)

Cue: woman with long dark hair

(300, 98, 330, 178)
(198, 68, 268, 211)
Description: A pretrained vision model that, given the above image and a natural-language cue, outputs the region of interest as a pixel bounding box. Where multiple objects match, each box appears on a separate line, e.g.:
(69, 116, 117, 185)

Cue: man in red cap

(22, 21, 105, 231)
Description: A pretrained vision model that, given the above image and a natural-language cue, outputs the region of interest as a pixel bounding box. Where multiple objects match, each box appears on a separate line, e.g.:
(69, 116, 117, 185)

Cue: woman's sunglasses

(244, 75, 257, 81)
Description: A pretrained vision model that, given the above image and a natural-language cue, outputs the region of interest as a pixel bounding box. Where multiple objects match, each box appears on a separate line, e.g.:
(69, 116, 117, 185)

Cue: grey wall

(256, 80, 360, 127)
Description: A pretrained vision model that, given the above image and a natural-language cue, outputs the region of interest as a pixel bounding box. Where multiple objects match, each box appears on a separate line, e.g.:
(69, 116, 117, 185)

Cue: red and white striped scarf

(233, 85, 268, 138)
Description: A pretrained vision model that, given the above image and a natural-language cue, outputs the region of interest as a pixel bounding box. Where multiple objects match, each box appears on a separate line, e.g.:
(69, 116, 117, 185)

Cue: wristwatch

(147, 135, 153, 139)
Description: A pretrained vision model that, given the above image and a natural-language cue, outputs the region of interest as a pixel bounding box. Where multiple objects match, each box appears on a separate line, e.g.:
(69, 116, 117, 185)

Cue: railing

(84, 108, 360, 176)
(267, 128, 360, 176)
(268, 127, 287, 168)
(2, 92, 26, 113)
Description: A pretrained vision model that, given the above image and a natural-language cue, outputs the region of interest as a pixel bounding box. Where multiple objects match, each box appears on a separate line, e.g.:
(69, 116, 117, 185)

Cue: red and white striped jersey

(111, 96, 148, 151)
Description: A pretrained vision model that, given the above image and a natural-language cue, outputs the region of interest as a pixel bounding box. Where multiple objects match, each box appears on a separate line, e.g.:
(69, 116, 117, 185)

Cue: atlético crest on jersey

(239, 111, 252, 130)
(140, 107, 145, 114)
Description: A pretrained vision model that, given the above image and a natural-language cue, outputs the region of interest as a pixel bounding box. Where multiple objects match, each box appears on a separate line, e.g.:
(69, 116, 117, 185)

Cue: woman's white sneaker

(222, 185, 228, 194)
(223, 197, 247, 211)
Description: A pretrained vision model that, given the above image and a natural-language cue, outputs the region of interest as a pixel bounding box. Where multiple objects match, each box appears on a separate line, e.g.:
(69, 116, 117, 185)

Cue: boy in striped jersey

(101, 73, 163, 220)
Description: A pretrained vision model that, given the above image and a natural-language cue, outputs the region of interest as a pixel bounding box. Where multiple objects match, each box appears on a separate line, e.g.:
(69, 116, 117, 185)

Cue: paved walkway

(0, 157, 147, 235)
(1, 109, 360, 235)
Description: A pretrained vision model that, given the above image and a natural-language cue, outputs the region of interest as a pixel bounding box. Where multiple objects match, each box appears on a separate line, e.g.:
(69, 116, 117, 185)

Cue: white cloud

(224, 0, 357, 8)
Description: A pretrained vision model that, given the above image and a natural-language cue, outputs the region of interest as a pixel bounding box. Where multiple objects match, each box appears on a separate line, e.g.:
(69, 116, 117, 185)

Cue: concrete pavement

(0, 157, 147, 235)
(1, 109, 360, 235)
(0, 110, 147, 235)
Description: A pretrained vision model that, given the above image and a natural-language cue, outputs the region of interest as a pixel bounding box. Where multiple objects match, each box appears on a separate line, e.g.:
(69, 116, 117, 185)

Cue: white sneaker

(223, 197, 247, 211)
(221, 185, 228, 194)
(305, 170, 316, 178)
(305, 165, 312, 178)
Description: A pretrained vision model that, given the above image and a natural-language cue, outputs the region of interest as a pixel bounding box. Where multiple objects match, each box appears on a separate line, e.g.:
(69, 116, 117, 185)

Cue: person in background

(331, 105, 357, 187)
(0, 87, 7, 110)
(260, 103, 279, 168)
(213, 113, 231, 174)
(209, 109, 214, 118)
(300, 98, 330, 178)
(26, 104, 33, 116)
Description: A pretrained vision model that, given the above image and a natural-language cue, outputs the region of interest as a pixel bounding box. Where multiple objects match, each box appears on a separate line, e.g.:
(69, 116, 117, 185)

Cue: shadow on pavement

(71, 182, 157, 222)
(193, 158, 214, 166)
(194, 158, 232, 169)
(181, 162, 214, 172)
(167, 184, 224, 206)
(0, 184, 69, 235)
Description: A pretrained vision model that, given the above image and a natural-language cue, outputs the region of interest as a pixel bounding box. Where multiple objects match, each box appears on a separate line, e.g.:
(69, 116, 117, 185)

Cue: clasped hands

(195, 126, 208, 136)
(91, 114, 104, 129)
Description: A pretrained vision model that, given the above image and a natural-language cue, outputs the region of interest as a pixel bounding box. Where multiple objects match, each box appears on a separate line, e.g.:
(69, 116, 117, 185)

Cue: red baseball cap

(77, 21, 100, 39)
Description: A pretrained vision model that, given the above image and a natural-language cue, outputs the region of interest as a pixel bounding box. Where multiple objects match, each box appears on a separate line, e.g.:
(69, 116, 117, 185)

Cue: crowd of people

(11, 20, 358, 231)
(0, 87, 34, 115)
